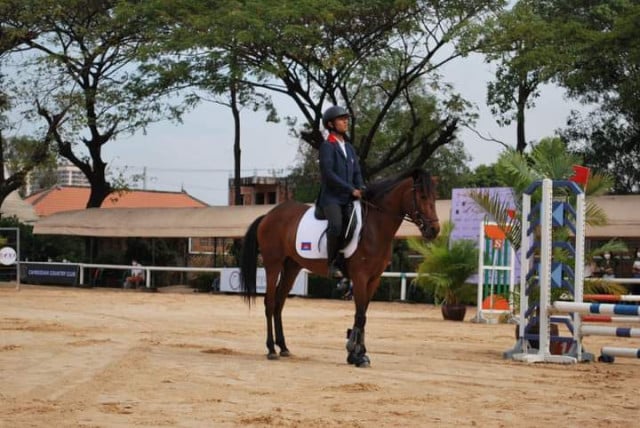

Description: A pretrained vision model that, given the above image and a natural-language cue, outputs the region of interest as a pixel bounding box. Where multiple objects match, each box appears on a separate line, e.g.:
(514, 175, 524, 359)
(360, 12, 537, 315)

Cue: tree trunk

(230, 80, 242, 206)
(516, 84, 527, 154)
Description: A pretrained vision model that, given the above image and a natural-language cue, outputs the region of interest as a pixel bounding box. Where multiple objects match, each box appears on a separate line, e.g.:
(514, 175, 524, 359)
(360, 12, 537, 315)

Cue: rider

(317, 105, 365, 279)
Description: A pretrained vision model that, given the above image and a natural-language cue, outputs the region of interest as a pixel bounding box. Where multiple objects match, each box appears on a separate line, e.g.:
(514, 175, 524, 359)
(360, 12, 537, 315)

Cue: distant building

(24, 159, 89, 196)
(228, 176, 293, 206)
(55, 161, 90, 187)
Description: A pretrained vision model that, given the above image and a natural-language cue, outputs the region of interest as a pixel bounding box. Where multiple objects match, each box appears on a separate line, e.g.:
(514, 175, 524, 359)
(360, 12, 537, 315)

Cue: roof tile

(26, 186, 208, 217)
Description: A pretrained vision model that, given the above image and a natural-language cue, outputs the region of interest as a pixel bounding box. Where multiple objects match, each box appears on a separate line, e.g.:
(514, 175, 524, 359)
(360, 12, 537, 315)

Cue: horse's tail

(240, 215, 265, 305)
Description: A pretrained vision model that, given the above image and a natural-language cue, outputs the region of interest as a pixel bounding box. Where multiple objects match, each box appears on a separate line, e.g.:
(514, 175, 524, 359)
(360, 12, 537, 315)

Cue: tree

(211, 0, 505, 180)
(480, 1, 573, 153)
(4, 0, 189, 208)
(135, 0, 279, 206)
(551, 1, 640, 194)
(564, 114, 640, 194)
(422, 140, 472, 200)
(463, 163, 507, 188)
(3, 134, 57, 194)
(0, 2, 59, 214)
(287, 107, 474, 202)
(288, 143, 320, 203)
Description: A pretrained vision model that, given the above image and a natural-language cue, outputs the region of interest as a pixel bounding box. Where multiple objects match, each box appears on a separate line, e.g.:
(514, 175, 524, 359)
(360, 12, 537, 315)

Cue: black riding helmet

(322, 105, 350, 129)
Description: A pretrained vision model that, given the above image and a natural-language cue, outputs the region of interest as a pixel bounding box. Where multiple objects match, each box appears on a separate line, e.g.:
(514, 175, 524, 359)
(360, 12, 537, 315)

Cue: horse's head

(408, 169, 440, 240)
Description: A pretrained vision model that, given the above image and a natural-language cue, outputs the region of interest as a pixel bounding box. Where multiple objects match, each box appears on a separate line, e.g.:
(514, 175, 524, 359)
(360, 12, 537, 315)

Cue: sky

(103, 53, 582, 206)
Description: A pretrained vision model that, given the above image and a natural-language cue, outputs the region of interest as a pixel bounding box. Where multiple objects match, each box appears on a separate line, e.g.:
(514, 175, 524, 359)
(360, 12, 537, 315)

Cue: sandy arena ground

(1, 283, 639, 427)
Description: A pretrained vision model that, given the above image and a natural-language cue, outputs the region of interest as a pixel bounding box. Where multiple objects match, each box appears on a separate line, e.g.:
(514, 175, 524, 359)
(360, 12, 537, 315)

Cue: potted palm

(408, 221, 479, 321)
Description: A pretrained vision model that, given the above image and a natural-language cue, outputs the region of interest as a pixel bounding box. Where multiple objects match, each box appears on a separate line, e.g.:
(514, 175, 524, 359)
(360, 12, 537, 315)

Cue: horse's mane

(363, 168, 434, 203)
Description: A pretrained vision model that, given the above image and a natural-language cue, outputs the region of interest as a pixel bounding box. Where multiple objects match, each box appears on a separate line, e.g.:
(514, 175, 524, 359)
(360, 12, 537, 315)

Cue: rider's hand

(352, 189, 362, 199)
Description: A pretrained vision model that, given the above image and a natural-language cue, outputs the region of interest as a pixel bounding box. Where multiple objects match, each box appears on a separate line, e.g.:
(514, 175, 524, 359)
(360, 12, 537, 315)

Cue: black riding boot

(326, 234, 344, 279)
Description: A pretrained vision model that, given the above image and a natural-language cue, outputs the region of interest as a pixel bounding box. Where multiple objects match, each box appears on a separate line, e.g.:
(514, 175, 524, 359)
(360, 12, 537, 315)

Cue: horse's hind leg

(264, 266, 281, 360)
(273, 258, 301, 357)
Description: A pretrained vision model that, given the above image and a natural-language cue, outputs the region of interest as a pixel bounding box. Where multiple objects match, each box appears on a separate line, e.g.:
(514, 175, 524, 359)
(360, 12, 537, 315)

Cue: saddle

(295, 201, 362, 259)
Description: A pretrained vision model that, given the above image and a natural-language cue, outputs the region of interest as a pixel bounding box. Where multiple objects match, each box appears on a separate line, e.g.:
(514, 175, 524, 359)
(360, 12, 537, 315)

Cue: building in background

(24, 159, 90, 196)
(228, 176, 293, 206)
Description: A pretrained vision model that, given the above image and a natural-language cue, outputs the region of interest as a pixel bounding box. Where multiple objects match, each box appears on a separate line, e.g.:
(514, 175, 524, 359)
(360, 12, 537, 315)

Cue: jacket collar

(327, 132, 346, 144)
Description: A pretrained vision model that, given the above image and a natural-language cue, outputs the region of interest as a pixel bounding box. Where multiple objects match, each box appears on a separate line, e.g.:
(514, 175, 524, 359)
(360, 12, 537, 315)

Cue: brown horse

(240, 168, 439, 367)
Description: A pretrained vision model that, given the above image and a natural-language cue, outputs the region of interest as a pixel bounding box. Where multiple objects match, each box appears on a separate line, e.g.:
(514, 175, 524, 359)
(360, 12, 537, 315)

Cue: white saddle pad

(295, 200, 362, 259)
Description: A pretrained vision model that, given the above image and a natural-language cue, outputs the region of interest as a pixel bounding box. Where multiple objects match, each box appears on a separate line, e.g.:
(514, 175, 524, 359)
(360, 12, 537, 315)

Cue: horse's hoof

(347, 353, 370, 367)
(347, 353, 357, 365)
(280, 350, 291, 357)
(355, 355, 371, 368)
(267, 352, 279, 360)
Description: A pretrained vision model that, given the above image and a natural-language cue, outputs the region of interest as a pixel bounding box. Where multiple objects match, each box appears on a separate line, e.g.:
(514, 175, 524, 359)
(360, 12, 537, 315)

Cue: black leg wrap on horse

(346, 327, 369, 367)
(354, 314, 366, 330)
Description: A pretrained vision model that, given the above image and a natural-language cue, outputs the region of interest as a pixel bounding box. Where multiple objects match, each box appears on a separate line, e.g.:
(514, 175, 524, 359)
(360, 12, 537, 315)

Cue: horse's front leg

(345, 277, 373, 368)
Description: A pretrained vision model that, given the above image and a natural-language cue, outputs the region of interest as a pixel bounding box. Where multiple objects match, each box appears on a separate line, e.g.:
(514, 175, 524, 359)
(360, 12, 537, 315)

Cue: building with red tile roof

(25, 186, 208, 217)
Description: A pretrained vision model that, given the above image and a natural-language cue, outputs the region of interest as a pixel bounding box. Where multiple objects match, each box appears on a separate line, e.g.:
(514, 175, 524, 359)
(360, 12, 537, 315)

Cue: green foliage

(479, 0, 570, 152)
(422, 140, 472, 200)
(464, 163, 508, 188)
(0, 216, 84, 262)
(288, 144, 321, 203)
(408, 222, 479, 305)
(468, 137, 613, 250)
(3, 0, 192, 207)
(565, 114, 640, 195)
(169, 0, 505, 181)
(584, 278, 628, 296)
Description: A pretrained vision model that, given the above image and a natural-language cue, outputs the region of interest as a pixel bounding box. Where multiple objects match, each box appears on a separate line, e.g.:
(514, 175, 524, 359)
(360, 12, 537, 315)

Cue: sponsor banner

(21, 262, 79, 286)
(450, 187, 520, 282)
(219, 268, 308, 296)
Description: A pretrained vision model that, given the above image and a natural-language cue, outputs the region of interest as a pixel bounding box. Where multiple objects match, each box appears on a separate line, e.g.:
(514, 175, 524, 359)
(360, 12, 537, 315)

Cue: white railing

(16, 261, 640, 301)
(75, 264, 417, 299)
(17, 261, 421, 298)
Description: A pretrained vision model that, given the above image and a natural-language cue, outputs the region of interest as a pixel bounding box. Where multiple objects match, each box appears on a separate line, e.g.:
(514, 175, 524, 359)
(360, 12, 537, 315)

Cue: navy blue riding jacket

(318, 133, 365, 207)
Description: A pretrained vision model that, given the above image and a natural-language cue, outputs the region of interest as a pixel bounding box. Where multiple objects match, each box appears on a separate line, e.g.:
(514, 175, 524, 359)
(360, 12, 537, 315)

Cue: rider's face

(332, 115, 349, 134)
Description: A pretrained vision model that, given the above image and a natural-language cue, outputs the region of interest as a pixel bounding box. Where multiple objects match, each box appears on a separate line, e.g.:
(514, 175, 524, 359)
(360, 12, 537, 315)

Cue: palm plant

(408, 222, 478, 305)
(469, 137, 612, 250)
(470, 137, 625, 295)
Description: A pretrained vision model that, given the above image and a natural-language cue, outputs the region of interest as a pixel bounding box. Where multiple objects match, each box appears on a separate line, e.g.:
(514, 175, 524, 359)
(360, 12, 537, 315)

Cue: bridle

(408, 177, 439, 235)
(362, 175, 438, 234)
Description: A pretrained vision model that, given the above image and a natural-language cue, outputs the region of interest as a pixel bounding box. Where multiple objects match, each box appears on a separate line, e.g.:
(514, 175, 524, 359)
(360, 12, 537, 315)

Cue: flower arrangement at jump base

(408, 221, 479, 321)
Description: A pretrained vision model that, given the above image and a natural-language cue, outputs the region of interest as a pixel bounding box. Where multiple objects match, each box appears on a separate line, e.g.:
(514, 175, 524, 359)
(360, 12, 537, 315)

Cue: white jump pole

(601, 347, 640, 359)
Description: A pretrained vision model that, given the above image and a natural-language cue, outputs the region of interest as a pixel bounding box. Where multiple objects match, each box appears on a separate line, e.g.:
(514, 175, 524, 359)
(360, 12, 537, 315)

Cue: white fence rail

(16, 261, 640, 301)
(17, 261, 421, 299)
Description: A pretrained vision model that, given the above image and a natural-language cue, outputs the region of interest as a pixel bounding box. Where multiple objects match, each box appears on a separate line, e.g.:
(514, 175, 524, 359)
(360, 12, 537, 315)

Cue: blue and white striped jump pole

(581, 325, 640, 338)
(554, 301, 640, 316)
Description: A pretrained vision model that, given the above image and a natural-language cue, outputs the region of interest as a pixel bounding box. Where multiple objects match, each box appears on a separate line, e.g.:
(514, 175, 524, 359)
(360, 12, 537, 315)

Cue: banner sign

(21, 262, 79, 286)
(219, 268, 308, 296)
(450, 187, 520, 281)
